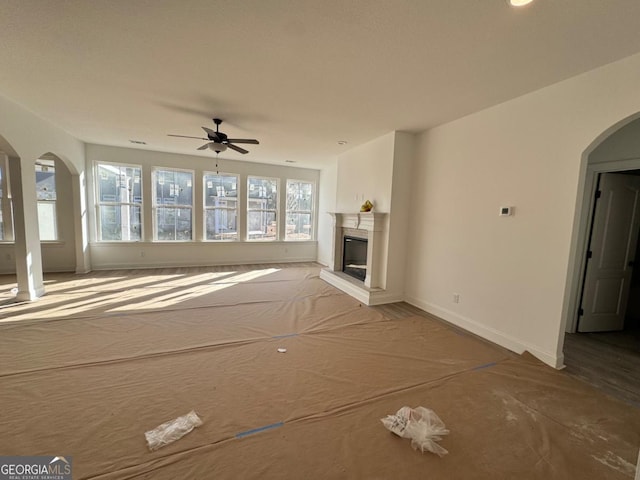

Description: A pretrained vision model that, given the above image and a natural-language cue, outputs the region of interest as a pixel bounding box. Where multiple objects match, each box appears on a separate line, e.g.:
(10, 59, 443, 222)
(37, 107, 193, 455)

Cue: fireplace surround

(320, 212, 389, 305)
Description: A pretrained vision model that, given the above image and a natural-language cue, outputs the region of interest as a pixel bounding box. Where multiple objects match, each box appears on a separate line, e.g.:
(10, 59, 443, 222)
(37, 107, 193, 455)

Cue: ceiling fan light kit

(208, 142, 227, 153)
(168, 118, 259, 155)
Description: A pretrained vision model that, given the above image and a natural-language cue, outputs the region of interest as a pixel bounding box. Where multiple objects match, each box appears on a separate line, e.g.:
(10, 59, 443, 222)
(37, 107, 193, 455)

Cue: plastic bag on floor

(145, 410, 203, 451)
(381, 406, 449, 456)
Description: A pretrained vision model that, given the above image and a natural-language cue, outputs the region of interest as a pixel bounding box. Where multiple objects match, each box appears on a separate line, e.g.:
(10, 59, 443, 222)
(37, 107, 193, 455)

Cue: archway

(559, 113, 640, 404)
(35, 153, 78, 273)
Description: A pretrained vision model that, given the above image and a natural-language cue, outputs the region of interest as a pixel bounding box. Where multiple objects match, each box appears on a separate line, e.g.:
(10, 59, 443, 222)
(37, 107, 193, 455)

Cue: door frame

(563, 157, 640, 335)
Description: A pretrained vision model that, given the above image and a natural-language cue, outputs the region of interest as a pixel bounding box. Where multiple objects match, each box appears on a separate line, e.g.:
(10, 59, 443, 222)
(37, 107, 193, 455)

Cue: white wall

(330, 131, 413, 298)
(405, 51, 640, 368)
(317, 159, 337, 266)
(589, 117, 640, 163)
(86, 144, 320, 269)
(386, 132, 415, 299)
(0, 94, 85, 175)
(336, 132, 395, 213)
(0, 94, 87, 280)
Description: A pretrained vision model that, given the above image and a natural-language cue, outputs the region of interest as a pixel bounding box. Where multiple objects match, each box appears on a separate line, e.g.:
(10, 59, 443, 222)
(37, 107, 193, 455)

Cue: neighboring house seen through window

(154, 168, 193, 241)
(97, 163, 142, 241)
(247, 176, 278, 241)
(204, 173, 239, 241)
(36, 159, 57, 241)
(286, 180, 314, 241)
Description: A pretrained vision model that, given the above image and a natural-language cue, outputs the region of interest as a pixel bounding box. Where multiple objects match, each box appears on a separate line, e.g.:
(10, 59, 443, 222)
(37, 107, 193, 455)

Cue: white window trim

(285, 178, 315, 242)
(0, 154, 14, 242)
(203, 171, 240, 242)
(152, 166, 194, 242)
(247, 175, 279, 242)
(36, 159, 59, 242)
(95, 161, 144, 242)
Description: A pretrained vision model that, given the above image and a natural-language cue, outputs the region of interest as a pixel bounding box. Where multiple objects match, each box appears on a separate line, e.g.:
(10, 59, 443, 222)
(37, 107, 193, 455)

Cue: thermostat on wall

(499, 206, 513, 216)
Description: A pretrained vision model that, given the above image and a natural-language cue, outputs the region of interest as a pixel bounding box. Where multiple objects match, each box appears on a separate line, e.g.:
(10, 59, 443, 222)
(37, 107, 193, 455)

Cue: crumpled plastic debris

(381, 406, 449, 456)
(145, 410, 203, 451)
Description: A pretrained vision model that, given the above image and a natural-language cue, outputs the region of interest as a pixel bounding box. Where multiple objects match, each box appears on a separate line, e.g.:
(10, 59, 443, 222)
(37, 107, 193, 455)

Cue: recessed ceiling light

(509, 0, 534, 6)
(337, 140, 348, 145)
(129, 140, 147, 145)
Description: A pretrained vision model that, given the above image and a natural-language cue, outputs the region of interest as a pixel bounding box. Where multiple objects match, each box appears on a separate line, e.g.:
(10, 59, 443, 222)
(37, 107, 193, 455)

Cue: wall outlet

(140, 251, 145, 257)
(453, 293, 460, 304)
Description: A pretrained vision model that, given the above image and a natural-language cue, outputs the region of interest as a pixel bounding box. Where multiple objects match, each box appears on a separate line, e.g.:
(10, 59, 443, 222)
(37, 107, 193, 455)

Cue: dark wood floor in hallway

(563, 328, 640, 407)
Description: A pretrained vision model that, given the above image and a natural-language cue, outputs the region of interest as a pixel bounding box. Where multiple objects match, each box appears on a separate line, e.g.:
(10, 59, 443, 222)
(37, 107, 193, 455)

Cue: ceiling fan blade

(168, 134, 208, 140)
(197, 143, 210, 150)
(227, 143, 249, 154)
(202, 127, 220, 141)
(226, 138, 259, 145)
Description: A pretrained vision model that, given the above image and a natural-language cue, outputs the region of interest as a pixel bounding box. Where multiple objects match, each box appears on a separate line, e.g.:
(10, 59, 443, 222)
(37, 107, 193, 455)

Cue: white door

(579, 173, 640, 332)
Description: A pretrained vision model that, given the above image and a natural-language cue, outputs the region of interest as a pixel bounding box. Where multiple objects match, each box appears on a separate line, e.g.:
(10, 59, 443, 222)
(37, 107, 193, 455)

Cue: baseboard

(367, 291, 404, 305)
(91, 256, 317, 271)
(405, 295, 562, 369)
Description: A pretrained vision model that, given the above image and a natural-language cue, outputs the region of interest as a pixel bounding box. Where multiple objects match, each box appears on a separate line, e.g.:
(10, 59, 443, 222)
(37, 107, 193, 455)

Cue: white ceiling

(2, 0, 640, 169)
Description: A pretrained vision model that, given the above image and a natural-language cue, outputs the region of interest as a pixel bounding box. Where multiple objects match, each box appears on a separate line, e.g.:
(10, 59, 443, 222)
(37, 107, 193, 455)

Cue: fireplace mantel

(331, 212, 387, 233)
(320, 211, 391, 305)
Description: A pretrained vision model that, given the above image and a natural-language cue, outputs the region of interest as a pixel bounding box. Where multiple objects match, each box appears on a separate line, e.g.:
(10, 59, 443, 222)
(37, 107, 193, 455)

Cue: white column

(72, 171, 91, 273)
(329, 213, 342, 271)
(9, 157, 45, 300)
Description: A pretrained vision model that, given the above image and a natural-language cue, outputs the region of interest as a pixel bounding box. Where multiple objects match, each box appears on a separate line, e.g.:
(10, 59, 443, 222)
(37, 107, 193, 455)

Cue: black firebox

(342, 236, 368, 282)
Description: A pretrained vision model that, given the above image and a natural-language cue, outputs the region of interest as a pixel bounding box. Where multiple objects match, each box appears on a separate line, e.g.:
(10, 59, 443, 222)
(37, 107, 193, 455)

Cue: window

(97, 163, 142, 241)
(204, 173, 239, 241)
(154, 168, 193, 241)
(0, 163, 4, 240)
(247, 176, 278, 241)
(36, 159, 57, 241)
(286, 180, 314, 241)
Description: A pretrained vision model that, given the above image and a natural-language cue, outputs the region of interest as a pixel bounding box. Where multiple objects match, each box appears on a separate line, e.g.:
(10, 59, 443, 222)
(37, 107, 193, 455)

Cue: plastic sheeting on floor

(0, 266, 638, 479)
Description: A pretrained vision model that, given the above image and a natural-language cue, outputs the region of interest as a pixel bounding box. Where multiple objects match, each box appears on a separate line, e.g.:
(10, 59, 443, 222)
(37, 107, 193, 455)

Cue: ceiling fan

(168, 118, 259, 154)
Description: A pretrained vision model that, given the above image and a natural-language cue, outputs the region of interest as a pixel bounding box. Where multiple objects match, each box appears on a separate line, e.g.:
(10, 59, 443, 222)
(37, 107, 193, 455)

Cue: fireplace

(342, 236, 368, 281)
(320, 212, 397, 305)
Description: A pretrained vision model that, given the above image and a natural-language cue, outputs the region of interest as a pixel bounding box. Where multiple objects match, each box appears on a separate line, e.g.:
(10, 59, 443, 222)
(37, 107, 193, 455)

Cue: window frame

(0, 155, 11, 242)
(95, 161, 143, 242)
(285, 179, 315, 242)
(35, 158, 59, 242)
(203, 171, 240, 242)
(246, 175, 279, 242)
(152, 166, 194, 242)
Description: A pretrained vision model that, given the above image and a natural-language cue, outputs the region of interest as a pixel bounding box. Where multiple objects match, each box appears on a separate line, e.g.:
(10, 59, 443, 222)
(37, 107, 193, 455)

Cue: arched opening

(35, 153, 77, 273)
(561, 113, 640, 405)
(0, 137, 19, 274)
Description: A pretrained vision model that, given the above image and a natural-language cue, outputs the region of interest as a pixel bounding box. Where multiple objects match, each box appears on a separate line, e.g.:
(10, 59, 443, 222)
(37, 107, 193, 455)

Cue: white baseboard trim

(91, 256, 317, 271)
(368, 291, 404, 306)
(405, 295, 562, 369)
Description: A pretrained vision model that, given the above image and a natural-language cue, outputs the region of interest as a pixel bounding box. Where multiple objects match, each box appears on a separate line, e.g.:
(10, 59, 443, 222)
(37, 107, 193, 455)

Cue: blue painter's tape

(472, 362, 497, 371)
(236, 422, 284, 439)
(272, 333, 299, 339)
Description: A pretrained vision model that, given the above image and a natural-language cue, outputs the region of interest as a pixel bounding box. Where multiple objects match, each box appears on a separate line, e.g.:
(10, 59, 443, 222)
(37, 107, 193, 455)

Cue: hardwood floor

(563, 328, 640, 407)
